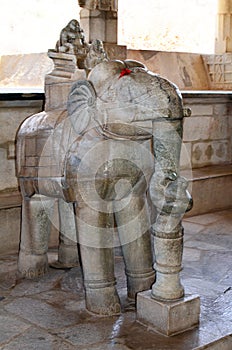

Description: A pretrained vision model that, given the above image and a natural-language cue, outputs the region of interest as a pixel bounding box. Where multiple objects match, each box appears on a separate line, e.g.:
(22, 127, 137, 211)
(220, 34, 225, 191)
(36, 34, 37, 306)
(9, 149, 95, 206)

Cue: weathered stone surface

(81, 343, 131, 350)
(0, 96, 44, 192)
(188, 104, 213, 116)
(78, 0, 118, 11)
(0, 310, 30, 345)
(192, 141, 229, 167)
(19, 59, 194, 316)
(127, 50, 209, 90)
(203, 54, 232, 89)
(58, 319, 120, 346)
(182, 165, 232, 216)
(60, 267, 84, 295)
(183, 116, 229, 142)
(0, 53, 52, 88)
(137, 290, 200, 336)
(10, 268, 64, 297)
(1, 327, 76, 350)
(180, 142, 192, 169)
(4, 297, 80, 329)
(0, 207, 21, 255)
(1, 210, 232, 350)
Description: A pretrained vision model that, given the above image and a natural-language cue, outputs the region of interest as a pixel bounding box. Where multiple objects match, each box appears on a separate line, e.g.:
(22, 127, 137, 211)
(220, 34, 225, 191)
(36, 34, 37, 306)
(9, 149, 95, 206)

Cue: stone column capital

(78, 0, 118, 11)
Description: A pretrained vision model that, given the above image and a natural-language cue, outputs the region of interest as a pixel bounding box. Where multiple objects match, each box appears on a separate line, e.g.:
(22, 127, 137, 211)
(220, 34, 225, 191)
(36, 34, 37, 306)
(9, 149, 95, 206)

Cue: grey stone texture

(137, 291, 200, 336)
(18, 59, 194, 314)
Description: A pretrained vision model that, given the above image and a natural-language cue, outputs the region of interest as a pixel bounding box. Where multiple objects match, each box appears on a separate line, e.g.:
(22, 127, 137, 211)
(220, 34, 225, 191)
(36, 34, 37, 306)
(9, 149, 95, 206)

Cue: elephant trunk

(149, 111, 192, 301)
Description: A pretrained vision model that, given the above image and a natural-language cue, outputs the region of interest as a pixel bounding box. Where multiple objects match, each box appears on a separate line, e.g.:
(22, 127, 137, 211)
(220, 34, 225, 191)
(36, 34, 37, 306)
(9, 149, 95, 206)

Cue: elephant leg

(76, 203, 121, 316)
(114, 195, 155, 301)
(18, 194, 54, 278)
(57, 199, 79, 268)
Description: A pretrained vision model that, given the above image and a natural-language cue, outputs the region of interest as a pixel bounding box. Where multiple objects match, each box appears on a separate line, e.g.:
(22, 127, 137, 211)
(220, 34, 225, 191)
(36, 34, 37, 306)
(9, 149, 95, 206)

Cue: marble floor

(0, 209, 232, 350)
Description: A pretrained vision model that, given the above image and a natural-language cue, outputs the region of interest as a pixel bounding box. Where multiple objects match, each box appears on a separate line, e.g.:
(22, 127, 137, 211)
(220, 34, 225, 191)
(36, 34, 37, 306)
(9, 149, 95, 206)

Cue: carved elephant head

(66, 59, 192, 215)
(67, 59, 183, 135)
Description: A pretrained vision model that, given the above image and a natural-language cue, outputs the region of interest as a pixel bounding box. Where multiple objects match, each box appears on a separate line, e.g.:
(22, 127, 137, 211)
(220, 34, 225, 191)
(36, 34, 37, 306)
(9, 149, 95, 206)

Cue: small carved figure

(84, 39, 108, 70)
(55, 19, 88, 55)
(53, 20, 108, 71)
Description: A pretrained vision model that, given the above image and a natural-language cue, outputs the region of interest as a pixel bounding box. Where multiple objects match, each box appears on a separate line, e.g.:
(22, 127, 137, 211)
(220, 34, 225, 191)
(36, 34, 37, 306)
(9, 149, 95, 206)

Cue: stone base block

(136, 290, 200, 336)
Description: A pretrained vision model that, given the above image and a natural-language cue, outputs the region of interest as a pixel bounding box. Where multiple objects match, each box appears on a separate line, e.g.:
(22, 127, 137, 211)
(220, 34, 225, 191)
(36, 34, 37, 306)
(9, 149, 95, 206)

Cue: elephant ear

(67, 80, 97, 134)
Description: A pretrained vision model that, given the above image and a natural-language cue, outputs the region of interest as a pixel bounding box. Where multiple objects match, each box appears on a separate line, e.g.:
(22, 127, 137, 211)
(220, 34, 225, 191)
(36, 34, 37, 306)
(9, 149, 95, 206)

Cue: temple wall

(0, 93, 58, 254)
(182, 92, 232, 169)
(0, 94, 44, 254)
(181, 92, 232, 217)
(127, 50, 210, 91)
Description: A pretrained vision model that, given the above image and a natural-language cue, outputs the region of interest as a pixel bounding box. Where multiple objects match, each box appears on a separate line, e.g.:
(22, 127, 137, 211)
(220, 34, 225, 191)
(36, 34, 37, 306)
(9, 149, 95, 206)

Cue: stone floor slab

(0, 327, 76, 350)
(0, 209, 231, 349)
(4, 297, 81, 330)
(57, 319, 120, 346)
(0, 310, 30, 346)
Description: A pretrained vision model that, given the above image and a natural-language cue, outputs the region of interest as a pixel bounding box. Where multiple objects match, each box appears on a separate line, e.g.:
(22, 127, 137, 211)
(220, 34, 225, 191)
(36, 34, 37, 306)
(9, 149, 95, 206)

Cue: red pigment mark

(119, 68, 132, 79)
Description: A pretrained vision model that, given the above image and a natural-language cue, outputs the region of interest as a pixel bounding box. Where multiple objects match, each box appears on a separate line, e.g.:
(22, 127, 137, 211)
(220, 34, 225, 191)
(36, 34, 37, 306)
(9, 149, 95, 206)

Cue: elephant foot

(85, 285, 121, 316)
(53, 242, 79, 268)
(127, 270, 155, 300)
(18, 251, 48, 279)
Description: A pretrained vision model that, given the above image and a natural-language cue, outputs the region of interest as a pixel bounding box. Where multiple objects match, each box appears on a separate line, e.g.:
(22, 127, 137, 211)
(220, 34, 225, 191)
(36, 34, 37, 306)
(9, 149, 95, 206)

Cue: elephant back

(16, 109, 73, 178)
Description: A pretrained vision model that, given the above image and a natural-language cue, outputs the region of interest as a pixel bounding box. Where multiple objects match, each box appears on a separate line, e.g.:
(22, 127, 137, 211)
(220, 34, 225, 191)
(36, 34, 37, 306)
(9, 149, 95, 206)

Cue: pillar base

(136, 290, 200, 336)
(18, 251, 48, 279)
(85, 285, 121, 316)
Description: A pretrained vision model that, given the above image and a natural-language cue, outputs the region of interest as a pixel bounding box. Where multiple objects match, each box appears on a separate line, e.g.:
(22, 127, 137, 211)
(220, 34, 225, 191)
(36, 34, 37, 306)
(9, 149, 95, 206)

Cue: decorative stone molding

(203, 53, 232, 89)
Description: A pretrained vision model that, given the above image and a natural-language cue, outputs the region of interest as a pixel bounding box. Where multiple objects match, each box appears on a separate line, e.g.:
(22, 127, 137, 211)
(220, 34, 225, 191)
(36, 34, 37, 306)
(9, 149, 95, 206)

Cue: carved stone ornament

(48, 20, 108, 73)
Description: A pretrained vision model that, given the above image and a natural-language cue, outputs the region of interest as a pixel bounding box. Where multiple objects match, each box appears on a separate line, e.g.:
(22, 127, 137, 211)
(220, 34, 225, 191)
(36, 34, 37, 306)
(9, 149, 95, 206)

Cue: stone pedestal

(44, 51, 86, 111)
(136, 290, 200, 336)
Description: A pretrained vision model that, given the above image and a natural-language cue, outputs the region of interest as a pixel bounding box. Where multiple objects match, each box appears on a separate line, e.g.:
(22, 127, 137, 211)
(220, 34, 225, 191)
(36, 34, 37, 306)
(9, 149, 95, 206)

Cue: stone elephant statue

(16, 59, 192, 315)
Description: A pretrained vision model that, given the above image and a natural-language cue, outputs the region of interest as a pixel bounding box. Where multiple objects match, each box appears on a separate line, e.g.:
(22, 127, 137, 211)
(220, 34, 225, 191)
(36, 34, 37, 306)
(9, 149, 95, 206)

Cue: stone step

(182, 164, 232, 217)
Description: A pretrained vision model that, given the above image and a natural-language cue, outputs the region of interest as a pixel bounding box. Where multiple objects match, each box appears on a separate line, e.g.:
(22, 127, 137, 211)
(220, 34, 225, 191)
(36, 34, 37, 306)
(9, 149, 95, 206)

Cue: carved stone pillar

(215, 0, 232, 53)
(78, 0, 127, 59)
(78, 0, 118, 43)
(207, 0, 232, 89)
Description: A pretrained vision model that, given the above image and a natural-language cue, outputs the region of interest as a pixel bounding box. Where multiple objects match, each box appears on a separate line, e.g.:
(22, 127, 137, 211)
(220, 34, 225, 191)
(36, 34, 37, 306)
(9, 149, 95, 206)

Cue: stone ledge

(182, 165, 232, 217)
(0, 91, 44, 108)
(182, 164, 232, 181)
(0, 190, 22, 210)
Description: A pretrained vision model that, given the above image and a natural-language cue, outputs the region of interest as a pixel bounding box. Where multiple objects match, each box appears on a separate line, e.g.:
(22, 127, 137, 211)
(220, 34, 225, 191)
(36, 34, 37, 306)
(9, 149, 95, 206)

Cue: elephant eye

(87, 96, 95, 107)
